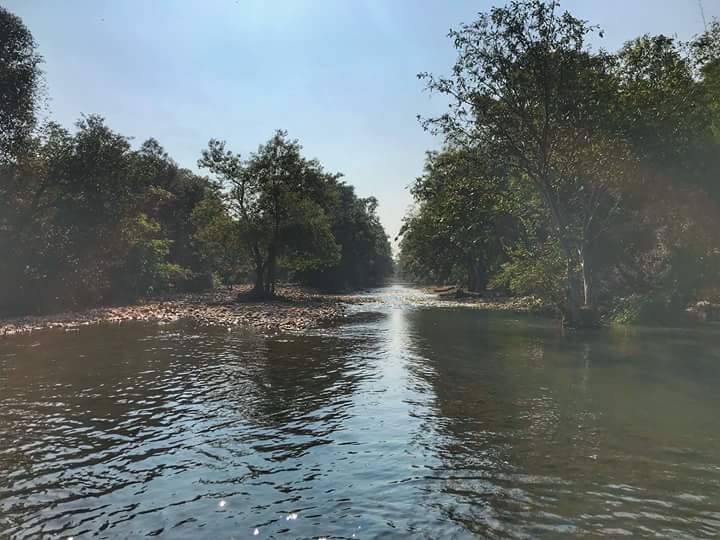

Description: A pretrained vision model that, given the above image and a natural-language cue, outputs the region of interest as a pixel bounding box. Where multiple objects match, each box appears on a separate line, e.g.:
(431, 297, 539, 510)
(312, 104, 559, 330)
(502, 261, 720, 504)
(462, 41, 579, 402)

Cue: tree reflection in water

(0, 321, 373, 539)
(399, 307, 720, 537)
(2, 288, 720, 538)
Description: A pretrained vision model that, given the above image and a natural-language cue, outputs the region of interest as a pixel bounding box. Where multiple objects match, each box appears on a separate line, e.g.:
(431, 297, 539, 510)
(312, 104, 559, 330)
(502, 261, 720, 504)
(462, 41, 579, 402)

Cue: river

(1, 285, 720, 538)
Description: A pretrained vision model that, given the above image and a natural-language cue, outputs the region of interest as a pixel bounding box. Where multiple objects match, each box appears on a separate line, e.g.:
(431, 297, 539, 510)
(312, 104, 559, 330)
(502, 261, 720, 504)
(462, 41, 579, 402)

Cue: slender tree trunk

(533, 178, 598, 328)
(252, 261, 264, 297)
(249, 244, 266, 299)
(560, 243, 598, 328)
(563, 261, 584, 327)
(466, 260, 486, 292)
(580, 246, 592, 306)
(263, 244, 276, 298)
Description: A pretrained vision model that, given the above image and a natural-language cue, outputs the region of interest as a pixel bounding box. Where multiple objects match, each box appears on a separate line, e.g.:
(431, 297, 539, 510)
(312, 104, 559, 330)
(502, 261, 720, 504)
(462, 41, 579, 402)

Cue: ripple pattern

(2, 286, 720, 538)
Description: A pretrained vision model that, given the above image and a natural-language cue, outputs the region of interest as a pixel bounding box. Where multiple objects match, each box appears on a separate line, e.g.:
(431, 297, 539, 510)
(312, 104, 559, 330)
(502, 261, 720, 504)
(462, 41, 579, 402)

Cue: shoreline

(420, 286, 553, 315)
(0, 284, 553, 338)
(0, 286, 359, 338)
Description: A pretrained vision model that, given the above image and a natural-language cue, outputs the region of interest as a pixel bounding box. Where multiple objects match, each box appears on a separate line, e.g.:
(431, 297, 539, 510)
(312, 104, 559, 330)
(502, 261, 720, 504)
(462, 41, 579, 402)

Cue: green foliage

(281, 197, 341, 272)
(403, 0, 720, 326)
(0, 6, 394, 315)
(492, 240, 566, 306)
(695, 22, 720, 142)
(0, 114, 227, 312)
(191, 193, 246, 284)
(609, 293, 681, 325)
(199, 131, 391, 297)
(398, 149, 514, 291)
(0, 6, 43, 163)
(297, 188, 393, 291)
(114, 214, 189, 299)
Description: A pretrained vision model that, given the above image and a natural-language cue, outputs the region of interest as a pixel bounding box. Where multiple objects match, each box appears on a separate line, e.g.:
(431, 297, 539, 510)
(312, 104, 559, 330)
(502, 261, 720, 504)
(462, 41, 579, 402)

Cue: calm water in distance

(1, 285, 720, 539)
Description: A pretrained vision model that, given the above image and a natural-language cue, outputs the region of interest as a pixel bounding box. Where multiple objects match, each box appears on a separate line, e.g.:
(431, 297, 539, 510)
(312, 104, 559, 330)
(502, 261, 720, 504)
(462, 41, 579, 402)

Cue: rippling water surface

(2, 285, 720, 539)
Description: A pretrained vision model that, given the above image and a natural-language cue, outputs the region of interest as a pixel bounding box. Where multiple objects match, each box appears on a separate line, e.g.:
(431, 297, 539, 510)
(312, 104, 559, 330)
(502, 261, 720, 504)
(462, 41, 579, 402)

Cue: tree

(0, 6, 43, 163)
(191, 190, 246, 285)
(1, 5, 394, 315)
(298, 183, 394, 291)
(0, 6, 45, 312)
(399, 149, 516, 292)
(130, 138, 225, 290)
(694, 21, 720, 143)
(419, 0, 631, 326)
(0, 114, 235, 313)
(199, 131, 340, 298)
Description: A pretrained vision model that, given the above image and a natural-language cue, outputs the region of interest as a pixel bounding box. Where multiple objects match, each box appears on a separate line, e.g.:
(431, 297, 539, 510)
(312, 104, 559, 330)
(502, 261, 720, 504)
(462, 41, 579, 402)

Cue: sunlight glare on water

(1, 285, 720, 538)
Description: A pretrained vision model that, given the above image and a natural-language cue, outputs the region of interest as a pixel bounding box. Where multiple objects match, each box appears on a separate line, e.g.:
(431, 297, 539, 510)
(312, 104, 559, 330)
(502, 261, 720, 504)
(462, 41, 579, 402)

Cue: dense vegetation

(0, 7, 392, 315)
(399, 0, 720, 326)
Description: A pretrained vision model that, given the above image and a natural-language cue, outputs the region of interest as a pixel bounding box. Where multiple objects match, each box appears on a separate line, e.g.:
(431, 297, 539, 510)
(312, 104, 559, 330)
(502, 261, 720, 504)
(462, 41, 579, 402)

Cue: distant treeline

(399, 0, 720, 326)
(0, 7, 393, 316)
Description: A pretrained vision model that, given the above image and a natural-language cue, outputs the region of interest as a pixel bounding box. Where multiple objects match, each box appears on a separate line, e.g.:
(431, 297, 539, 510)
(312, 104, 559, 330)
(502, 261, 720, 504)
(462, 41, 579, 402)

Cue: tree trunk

(243, 244, 267, 300)
(560, 246, 599, 328)
(530, 177, 599, 328)
(580, 246, 592, 306)
(263, 244, 277, 298)
(248, 260, 265, 299)
(467, 260, 486, 293)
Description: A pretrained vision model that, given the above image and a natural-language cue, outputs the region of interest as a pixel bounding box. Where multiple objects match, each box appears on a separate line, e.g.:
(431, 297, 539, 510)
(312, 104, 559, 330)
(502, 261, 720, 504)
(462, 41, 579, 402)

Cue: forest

(399, 0, 720, 327)
(4, 0, 720, 329)
(0, 6, 393, 316)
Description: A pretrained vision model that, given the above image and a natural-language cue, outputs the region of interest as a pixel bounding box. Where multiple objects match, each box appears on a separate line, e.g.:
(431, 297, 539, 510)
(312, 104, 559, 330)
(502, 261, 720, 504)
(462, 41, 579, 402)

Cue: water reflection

(1, 286, 720, 538)
(401, 307, 720, 538)
(0, 323, 373, 539)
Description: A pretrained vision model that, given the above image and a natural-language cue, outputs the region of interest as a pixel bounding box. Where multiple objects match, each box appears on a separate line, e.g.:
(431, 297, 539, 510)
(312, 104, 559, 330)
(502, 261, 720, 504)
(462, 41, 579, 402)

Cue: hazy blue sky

(5, 0, 719, 244)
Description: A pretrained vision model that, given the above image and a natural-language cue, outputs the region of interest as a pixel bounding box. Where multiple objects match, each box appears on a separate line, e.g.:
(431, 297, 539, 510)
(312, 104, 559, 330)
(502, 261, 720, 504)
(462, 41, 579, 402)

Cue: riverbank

(420, 286, 552, 314)
(0, 285, 556, 338)
(0, 286, 358, 337)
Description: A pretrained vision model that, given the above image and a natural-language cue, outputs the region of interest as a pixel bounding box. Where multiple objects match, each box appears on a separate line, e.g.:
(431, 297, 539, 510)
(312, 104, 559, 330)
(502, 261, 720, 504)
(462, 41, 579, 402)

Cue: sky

(5, 0, 719, 247)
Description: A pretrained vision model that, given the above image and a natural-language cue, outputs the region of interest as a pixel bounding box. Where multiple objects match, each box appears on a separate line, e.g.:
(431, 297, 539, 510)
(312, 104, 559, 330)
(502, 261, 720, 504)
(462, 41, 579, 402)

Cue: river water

(2, 285, 720, 539)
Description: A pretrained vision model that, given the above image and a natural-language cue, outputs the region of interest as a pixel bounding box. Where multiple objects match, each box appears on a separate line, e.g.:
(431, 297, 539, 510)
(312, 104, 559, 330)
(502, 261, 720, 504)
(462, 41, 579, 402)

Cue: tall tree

(298, 183, 394, 291)
(419, 0, 628, 326)
(399, 149, 516, 292)
(199, 131, 340, 298)
(0, 6, 394, 315)
(0, 6, 43, 163)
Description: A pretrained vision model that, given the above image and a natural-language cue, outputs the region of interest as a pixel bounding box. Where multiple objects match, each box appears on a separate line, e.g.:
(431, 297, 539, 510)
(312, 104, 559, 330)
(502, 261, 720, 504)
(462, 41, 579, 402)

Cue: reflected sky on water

(2, 285, 720, 538)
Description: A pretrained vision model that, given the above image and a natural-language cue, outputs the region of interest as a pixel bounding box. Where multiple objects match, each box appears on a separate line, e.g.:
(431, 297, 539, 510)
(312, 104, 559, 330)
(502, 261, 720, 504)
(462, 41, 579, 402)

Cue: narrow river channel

(2, 285, 720, 538)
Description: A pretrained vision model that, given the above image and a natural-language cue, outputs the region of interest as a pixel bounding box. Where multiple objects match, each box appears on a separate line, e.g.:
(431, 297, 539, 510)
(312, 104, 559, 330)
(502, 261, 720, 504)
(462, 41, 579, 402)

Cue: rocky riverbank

(421, 286, 552, 314)
(0, 286, 358, 337)
(0, 284, 558, 338)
